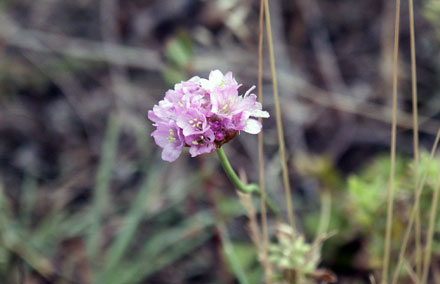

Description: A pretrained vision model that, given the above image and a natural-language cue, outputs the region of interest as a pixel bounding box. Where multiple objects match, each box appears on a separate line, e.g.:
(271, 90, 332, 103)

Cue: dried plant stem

(421, 176, 440, 284)
(408, 0, 419, 163)
(391, 129, 440, 284)
(257, 0, 271, 282)
(408, 0, 422, 276)
(404, 261, 421, 284)
(238, 191, 261, 249)
(263, 0, 296, 232)
(382, 0, 400, 282)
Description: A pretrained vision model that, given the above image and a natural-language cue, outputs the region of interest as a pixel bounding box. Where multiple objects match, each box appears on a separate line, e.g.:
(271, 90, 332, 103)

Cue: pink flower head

(148, 70, 270, 162)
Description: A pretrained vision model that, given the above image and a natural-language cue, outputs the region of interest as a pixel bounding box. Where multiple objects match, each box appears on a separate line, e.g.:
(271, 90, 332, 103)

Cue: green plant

(345, 152, 440, 272)
(268, 223, 336, 284)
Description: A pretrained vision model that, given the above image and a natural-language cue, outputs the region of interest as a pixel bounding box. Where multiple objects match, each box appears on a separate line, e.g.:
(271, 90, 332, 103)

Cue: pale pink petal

(244, 119, 262, 134)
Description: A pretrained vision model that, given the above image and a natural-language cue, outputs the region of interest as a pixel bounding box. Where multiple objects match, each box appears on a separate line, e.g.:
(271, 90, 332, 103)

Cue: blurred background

(0, 0, 440, 283)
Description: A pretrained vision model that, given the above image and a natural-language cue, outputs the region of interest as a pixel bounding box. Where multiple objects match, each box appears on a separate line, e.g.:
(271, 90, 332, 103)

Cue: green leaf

(96, 163, 166, 282)
(219, 224, 250, 284)
(164, 32, 193, 68)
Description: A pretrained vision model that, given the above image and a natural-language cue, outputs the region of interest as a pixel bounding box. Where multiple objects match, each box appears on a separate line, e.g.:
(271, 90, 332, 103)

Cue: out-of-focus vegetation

(0, 0, 440, 283)
(302, 153, 440, 279)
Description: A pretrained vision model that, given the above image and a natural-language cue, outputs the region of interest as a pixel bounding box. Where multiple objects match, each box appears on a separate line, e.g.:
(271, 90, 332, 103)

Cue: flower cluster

(148, 70, 270, 162)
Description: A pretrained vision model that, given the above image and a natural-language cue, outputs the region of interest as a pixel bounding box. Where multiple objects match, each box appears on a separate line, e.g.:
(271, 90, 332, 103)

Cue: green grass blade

(87, 114, 121, 266)
(219, 223, 250, 284)
(117, 231, 212, 284)
(108, 211, 215, 284)
(97, 164, 166, 280)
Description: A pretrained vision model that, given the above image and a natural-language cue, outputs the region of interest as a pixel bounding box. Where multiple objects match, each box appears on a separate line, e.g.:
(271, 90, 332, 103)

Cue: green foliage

(230, 242, 262, 284)
(87, 114, 121, 264)
(345, 152, 440, 268)
(300, 152, 440, 274)
(0, 114, 221, 283)
(347, 155, 407, 229)
(219, 224, 251, 284)
(0, 113, 264, 283)
(268, 223, 336, 284)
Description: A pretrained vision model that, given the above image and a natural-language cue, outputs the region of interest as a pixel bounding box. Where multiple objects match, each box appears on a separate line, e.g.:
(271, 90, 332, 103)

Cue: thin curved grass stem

(382, 0, 400, 282)
(263, 0, 296, 232)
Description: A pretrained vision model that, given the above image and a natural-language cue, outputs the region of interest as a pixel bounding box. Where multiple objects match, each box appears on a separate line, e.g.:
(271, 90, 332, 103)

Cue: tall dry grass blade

(421, 172, 440, 284)
(257, 0, 271, 282)
(263, 0, 296, 232)
(408, 0, 419, 164)
(382, 0, 401, 282)
(391, 129, 440, 284)
(408, 0, 422, 276)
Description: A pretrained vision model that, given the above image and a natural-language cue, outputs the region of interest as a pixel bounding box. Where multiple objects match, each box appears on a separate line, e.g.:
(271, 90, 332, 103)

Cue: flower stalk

(217, 147, 280, 217)
(217, 147, 259, 194)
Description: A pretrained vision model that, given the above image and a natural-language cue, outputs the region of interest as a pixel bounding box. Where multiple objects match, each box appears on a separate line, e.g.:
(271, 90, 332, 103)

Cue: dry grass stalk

(257, 0, 271, 282)
(263, 0, 296, 234)
(382, 0, 401, 282)
(237, 191, 261, 250)
(408, 0, 422, 276)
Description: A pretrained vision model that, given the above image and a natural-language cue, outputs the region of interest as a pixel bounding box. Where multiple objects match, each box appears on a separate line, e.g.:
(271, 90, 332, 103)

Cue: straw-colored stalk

(237, 191, 261, 249)
(408, 0, 422, 276)
(257, 0, 271, 282)
(262, 0, 296, 233)
(382, 0, 400, 282)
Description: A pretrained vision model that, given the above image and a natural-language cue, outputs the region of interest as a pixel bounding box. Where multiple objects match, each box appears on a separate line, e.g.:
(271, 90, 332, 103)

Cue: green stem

(217, 147, 259, 193)
(217, 147, 280, 217)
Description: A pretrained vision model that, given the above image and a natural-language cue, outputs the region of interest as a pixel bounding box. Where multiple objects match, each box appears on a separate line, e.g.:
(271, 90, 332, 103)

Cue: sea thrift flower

(150, 121, 184, 162)
(148, 70, 270, 162)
